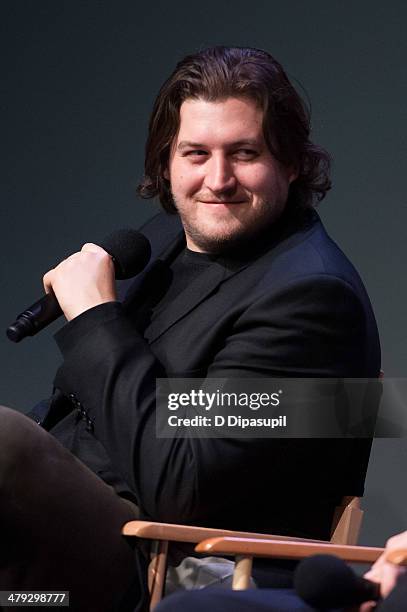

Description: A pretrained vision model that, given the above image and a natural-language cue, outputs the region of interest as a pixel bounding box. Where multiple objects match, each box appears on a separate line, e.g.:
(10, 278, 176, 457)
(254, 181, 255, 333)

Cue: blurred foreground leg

(154, 588, 314, 612)
(0, 405, 143, 611)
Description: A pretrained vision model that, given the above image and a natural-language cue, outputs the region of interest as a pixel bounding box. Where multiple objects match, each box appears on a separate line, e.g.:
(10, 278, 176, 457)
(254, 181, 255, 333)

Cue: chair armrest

(122, 520, 326, 544)
(195, 536, 385, 564)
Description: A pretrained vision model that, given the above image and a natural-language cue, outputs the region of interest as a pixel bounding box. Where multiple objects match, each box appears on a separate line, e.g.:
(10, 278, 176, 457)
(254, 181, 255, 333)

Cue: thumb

(81, 242, 108, 255)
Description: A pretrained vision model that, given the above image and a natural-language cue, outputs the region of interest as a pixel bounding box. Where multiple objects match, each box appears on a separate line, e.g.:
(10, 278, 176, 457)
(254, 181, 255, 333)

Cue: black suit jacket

(45, 209, 380, 540)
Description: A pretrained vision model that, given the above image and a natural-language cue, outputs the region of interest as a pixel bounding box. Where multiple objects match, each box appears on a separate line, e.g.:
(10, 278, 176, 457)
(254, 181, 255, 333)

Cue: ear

(163, 168, 170, 181)
(286, 165, 299, 185)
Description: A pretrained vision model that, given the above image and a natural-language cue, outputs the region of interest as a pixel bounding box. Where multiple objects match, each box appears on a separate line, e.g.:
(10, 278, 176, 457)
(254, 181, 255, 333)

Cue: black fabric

(46, 209, 380, 540)
(11, 208, 380, 610)
(152, 248, 217, 311)
(153, 588, 316, 612)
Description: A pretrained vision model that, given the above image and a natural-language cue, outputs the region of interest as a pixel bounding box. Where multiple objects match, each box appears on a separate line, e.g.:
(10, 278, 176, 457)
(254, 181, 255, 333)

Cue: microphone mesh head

(294, 554, 358, 608)
(100, 228, 151, 279)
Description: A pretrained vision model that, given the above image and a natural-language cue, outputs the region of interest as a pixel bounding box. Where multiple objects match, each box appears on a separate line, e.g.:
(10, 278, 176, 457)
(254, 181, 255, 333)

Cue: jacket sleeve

(52, 275, 376, 525)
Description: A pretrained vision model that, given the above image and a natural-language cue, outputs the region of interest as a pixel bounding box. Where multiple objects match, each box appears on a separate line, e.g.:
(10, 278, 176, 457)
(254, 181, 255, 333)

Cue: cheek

(172, 175, 189, 196)
(172, 166, 204, 195)
(241, 167, 278, 194)
(264, 166, 290, 194)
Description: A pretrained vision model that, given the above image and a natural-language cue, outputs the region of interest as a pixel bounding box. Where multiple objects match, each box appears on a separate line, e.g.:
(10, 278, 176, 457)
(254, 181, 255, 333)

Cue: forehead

(175, 97, 265, 145)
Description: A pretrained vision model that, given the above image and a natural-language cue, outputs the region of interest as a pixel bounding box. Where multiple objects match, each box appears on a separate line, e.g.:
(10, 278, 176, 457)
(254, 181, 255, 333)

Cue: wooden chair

(195, 537, 407, 590)
(122, 495, 364, 610)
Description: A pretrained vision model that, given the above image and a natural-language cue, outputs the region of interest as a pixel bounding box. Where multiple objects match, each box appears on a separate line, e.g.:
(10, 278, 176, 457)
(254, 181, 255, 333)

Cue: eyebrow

(177, 139, 261, 151)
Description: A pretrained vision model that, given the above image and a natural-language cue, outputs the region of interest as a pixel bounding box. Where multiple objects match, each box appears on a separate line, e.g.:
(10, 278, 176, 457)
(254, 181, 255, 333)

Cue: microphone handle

(7, 293, 62, 342)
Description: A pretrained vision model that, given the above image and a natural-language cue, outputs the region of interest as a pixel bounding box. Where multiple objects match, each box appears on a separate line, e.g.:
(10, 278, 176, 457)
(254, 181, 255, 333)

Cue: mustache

(196, 194, 248, 203)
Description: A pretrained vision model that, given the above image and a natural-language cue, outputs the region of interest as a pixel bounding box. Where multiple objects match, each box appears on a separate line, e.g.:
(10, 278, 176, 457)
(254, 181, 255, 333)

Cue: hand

(357, 530, 407, 610)
(43, 243, 116, 321)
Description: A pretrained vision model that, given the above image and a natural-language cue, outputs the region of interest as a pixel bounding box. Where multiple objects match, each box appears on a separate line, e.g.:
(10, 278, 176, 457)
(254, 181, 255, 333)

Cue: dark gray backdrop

(1, 1, 406, 547)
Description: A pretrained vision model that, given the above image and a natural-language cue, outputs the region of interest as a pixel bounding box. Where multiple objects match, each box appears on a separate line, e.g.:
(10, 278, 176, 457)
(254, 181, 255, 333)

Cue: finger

(380, 563, 406, 598)
(367, 554, 386, 576)
(364, 568, 381, 583)
(81, 243, 114, 275)
(386, 531, 407, 551)
(358, 601, 378, 612)
(81, 242, 108, 255)
(42, 269, 55, 294)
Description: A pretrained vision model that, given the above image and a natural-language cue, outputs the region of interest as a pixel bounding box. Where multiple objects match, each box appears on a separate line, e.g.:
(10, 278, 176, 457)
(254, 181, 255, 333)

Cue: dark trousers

(154, 588, 315, 612)
(0, 405, 143, 611)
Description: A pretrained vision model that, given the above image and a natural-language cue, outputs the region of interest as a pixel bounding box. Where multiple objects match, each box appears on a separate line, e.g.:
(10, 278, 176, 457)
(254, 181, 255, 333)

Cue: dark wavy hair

(137, 46, 331, 213)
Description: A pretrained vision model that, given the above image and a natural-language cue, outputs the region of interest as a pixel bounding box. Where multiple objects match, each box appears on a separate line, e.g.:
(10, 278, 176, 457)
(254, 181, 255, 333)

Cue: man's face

(166, 96, 297, 253)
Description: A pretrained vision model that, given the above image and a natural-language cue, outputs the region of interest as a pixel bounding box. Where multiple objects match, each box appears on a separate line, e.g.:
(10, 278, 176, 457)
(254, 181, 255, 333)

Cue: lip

(198, 200, 246, 205)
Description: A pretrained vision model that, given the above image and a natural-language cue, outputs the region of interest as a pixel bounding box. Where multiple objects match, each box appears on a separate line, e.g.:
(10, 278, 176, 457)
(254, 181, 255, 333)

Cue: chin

(187, 226, 258, 254)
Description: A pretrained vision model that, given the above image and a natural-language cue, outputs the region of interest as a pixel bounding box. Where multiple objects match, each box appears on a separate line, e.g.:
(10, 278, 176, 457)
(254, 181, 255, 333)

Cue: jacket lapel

(120, 215, 252, 343)
(145, 242, 257, 342)
(145, 259, 230, 343)
(121, 208, 318, 344)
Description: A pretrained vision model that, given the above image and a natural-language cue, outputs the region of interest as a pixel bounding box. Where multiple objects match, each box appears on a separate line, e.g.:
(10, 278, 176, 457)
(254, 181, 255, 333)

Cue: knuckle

(62, 252, 81, 266)
(100, 250, 112, 262)
(81, 242, 100, 253)
(387, 535, 398, 546)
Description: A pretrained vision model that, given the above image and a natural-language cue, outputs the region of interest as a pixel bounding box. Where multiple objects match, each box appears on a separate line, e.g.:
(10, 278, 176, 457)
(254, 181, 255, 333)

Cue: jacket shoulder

(258, 212, 367, 292)
(138, 211, 183, 258)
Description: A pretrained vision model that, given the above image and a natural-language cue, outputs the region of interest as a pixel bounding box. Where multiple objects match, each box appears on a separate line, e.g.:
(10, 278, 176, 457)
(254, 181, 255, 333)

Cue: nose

(204, 153, 237, 195)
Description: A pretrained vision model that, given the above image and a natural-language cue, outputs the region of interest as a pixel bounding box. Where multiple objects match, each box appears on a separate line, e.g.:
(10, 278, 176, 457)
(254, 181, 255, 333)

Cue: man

(0, 46, 380, 611)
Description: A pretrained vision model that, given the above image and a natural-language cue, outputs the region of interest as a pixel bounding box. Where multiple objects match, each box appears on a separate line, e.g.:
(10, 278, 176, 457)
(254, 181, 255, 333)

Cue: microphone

(294, 554, 381, 608)
(6, 228, 151, 343)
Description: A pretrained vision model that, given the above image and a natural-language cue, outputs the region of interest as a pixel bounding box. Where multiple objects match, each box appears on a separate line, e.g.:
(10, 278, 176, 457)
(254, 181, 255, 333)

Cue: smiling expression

(166, 97, 298, 253)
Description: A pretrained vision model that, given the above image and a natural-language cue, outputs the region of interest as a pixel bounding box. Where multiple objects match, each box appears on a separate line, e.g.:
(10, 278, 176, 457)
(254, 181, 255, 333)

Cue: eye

(182, 150, 209, 164)
(184, 150, 208, 157)
(234, 149, 259, 159)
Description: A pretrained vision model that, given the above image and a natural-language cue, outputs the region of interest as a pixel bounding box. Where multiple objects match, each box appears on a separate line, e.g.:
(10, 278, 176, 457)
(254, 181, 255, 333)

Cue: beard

(173, 195, 287, 256)
(181, 219, 262, 255)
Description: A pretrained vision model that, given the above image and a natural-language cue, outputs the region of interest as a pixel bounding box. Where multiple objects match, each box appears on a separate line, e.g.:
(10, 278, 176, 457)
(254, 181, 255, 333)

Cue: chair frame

(122, 496, 364, 610)
(195, 537, 407, 591)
